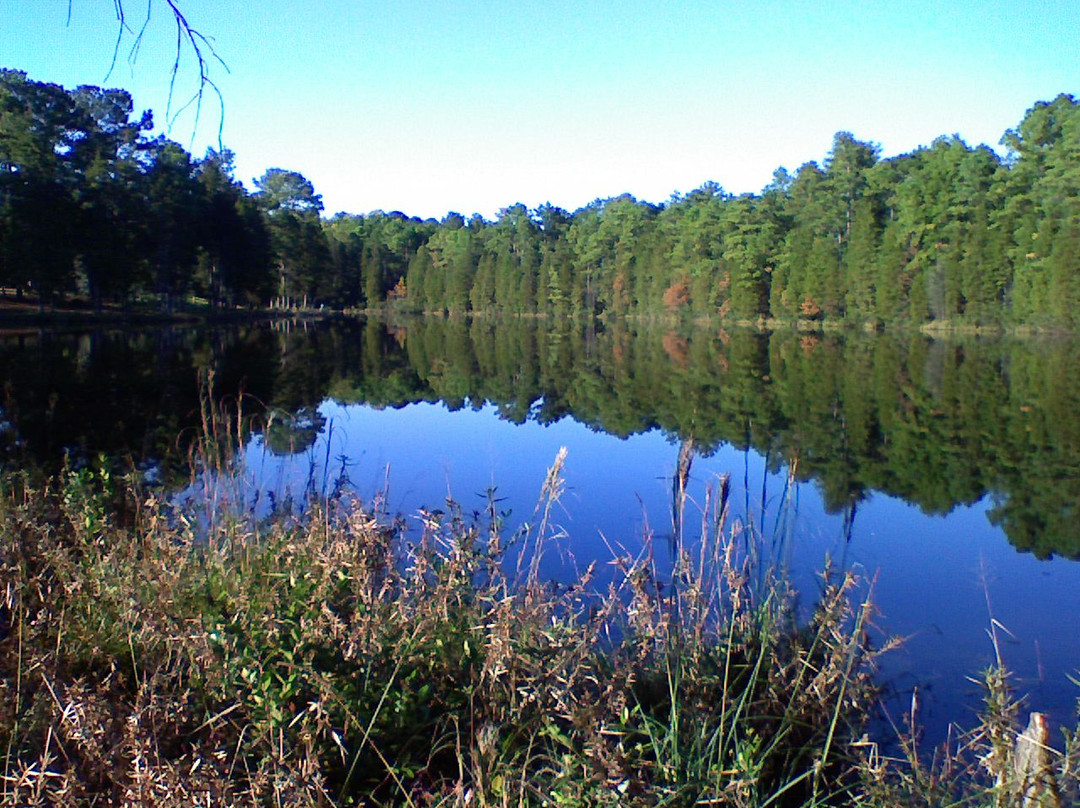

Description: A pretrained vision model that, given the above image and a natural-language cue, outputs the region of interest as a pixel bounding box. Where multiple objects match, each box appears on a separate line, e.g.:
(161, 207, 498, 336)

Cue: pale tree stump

(1009, 712, 1061, 808)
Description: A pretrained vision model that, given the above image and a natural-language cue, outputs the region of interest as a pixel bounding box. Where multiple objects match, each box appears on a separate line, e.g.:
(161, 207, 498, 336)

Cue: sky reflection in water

(239, 397, 1080, 748)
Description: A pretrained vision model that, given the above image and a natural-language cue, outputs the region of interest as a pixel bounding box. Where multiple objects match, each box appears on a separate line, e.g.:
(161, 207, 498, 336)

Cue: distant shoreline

(5, 297, 1079, 340)
(0, 294, 337, 328)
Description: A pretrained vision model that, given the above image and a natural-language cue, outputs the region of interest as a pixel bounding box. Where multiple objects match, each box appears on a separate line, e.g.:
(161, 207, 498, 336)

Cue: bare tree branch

(159, 0, 228, 143)
(69, 0, 228, 145)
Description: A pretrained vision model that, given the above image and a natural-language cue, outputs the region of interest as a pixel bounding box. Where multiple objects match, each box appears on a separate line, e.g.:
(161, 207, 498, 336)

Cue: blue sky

(3, 0, 1078, 219)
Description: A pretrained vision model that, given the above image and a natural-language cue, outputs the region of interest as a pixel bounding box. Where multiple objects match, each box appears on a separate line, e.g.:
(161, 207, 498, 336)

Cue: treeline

(3, 68, 1079, 327)
(383, 95, 1080, 329)
(0, 69, 328, 311)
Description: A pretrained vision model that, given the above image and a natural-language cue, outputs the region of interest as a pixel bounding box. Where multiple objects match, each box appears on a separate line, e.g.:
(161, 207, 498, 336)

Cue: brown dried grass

(0, 448, 883, 807)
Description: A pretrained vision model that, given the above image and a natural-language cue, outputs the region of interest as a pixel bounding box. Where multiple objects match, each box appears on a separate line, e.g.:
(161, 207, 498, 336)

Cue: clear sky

(3, 0, 1078, 220)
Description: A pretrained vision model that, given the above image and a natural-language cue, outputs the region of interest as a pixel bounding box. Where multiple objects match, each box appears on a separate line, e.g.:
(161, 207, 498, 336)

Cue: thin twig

(89, 1, 228, 145)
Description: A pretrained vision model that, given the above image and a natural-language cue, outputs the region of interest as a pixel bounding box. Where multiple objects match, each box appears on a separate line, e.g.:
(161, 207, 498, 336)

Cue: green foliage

(381, 94, 1078, 331)
(2, 68, 1080, 326)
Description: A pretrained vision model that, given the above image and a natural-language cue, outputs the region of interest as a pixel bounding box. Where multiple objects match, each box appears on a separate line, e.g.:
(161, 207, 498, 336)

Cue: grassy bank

(0, 456, 1075, 806)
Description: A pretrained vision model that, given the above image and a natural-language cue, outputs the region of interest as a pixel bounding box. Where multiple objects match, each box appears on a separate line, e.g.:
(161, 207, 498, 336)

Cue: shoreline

(0, 295, 339, 330)
(5, 297, 1080, 343)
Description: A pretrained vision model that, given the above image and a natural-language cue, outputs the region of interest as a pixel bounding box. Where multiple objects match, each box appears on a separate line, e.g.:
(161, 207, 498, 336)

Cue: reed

(0, 435, 1076, 806)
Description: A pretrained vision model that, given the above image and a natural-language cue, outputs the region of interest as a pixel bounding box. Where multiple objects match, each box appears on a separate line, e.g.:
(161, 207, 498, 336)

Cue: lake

(2, 316, 1079, 747)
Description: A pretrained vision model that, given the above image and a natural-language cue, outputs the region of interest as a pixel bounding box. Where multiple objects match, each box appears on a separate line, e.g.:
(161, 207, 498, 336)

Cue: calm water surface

(2, 317, 1079, 746)
(244, 397, 1080, 746)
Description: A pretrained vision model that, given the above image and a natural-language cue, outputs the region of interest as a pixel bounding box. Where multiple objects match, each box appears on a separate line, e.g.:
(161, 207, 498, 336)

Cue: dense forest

(2, 68, 1079, 328)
